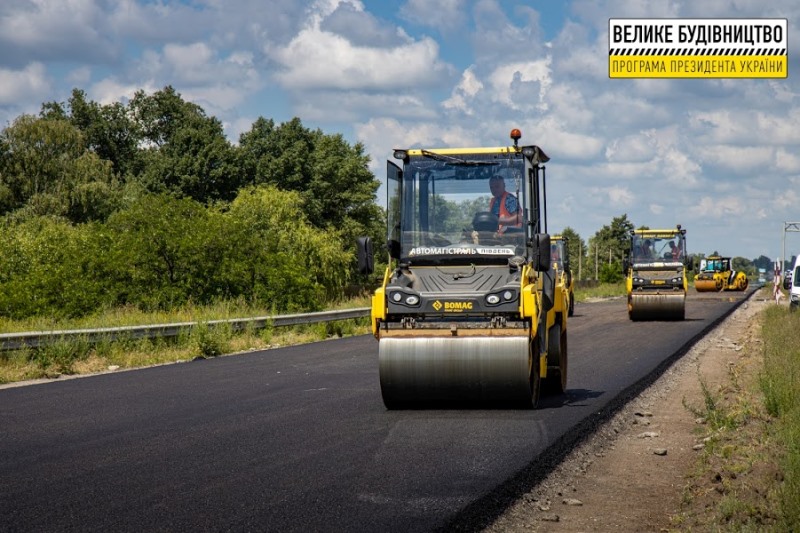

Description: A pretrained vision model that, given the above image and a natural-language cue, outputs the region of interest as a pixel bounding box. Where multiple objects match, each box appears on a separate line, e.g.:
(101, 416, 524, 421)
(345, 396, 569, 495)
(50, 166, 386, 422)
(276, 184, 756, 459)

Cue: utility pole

(783, 222, 800, 273)
(595, 243, 599, 280)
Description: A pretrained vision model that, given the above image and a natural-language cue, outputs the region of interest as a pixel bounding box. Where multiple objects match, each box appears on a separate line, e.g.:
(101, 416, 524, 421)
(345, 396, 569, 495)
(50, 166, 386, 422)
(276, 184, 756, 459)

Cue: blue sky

(1, 0, 799, 262)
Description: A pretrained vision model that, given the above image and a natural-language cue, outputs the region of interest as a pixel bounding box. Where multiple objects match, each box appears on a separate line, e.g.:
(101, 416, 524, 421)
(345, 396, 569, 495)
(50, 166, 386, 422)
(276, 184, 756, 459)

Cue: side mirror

(356, 236, 374, 275)
(533, 234, 551, 272)
(387, 239, 401, 260)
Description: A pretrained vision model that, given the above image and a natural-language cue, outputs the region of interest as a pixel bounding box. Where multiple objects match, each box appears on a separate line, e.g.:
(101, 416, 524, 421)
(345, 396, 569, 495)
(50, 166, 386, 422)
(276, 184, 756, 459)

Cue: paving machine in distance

(356, 129, 566, 408)
(694, 255, 749, 292)
(550, 235, 575, 317)
(624, 226, 689, 320)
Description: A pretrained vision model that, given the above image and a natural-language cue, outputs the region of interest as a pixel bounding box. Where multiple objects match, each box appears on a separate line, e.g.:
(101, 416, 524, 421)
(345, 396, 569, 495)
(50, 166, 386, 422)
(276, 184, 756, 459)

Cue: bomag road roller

(694, 255, 749, 292)
(356, 129, 566, 409)
(550, 235, 575, 317)
(624, 225, 689, 321)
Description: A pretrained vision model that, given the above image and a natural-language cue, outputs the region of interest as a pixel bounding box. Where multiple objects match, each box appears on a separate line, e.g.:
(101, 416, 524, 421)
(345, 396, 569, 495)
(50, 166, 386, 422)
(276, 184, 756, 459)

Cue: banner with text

(608, 18, 788, 79)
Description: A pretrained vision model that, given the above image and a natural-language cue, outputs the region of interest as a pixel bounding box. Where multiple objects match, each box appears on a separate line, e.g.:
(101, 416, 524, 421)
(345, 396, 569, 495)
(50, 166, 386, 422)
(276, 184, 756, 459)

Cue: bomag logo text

(443, 301, 473, 311)
(432, 300, 474, 312)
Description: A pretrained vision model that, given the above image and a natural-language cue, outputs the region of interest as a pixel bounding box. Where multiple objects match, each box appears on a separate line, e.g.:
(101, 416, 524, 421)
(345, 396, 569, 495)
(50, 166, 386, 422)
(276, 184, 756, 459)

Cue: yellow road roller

(550, 235, 575, 317)
(694, 256, 749, 292)
(356, 130, 566, 408)
(624, 226, 689, 320)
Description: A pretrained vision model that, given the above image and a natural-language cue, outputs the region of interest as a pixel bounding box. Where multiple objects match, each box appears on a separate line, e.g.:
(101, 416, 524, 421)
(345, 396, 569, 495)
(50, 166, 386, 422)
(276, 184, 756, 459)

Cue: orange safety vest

(490, 191, 521, 232)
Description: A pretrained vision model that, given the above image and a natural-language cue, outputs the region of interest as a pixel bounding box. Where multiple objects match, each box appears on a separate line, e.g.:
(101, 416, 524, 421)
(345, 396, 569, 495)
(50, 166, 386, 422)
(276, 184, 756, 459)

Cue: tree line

(0, 86, 768, 320)
(0, 87, 383, 319)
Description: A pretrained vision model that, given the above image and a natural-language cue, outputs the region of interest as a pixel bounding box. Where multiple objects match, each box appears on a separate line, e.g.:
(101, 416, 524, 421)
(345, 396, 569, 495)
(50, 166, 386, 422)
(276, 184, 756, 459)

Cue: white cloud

(89, 77, 154, 106)
(588, 185, 634, 207)
(605, 134, 657, 163)
(487, 59, 552, 110)
(689, 195, 745, 218)
(699, 144, 775, 172)
(0, 0, 117, 66)
(66, 66, 92, 86)
(399, 0, 466, 32)
(269, 2, 452, 91)
(608, 186, 634, 206)
(776, 149, 800, 173)
(0, 63, 51, 106)
(294, 92, 436, 123)
(442, 66, 483, 114)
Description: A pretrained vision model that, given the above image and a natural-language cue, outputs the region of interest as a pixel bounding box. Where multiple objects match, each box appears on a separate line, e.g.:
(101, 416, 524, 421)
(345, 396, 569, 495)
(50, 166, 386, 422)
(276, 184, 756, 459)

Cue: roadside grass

(0, 294, 372, 333)
(0, 283, 625, 385)
(574, 282, 626, 301)
(673, 289, 799, 531)
(760, 302, 800, 530)
(0, 295, 372, 385)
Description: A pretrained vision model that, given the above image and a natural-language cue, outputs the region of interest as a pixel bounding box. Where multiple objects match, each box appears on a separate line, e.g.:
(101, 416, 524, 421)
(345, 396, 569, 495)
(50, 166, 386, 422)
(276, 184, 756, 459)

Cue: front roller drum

(378, 336, 535, 408)
(628, 293, 685, 321)
(695, 278, 722, 292)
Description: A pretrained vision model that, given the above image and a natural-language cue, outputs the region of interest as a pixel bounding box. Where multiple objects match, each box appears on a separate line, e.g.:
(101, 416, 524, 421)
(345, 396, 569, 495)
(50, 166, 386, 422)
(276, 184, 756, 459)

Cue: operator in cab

(488, 175, 521, 233)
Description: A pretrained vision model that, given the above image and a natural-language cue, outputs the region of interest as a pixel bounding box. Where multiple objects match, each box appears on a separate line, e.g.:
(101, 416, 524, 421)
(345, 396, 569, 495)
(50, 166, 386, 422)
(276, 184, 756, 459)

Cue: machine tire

(568, 292, 575, 317)
(526, 341, 542, 408)
(544, 323, 567, 394)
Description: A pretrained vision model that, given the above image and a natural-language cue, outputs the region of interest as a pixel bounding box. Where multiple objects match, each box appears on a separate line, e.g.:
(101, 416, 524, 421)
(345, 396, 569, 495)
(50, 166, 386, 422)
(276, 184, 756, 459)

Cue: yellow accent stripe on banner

(609, 55, 787, 78)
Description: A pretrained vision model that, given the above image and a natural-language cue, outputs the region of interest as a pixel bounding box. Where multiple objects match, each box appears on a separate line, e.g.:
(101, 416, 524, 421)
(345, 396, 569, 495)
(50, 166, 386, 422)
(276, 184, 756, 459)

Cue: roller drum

(378, 336, 532, 408)
(628, 293, 685, 321)
(694, 278, 722, 292)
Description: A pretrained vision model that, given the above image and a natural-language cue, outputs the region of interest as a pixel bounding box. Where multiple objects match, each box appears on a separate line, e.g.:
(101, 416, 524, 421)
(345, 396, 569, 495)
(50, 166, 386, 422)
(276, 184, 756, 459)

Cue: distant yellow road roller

(624, 226, 689, 320)
(356, 130, 567, 408)
(550, 235, 575, 317)
(694, 256, 749, 292)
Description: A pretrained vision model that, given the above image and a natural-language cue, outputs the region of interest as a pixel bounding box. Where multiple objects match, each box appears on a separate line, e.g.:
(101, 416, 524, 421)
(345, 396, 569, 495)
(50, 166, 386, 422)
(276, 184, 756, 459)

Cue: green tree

(752, 255, 773, 271)
(558, 226, 585, 279)
(130, 86, 240, 202)
(226, 185, 351, 309)
(0, 115, 83, 205)
(0, 217, 108, 318)
(0, 115, 120, 222)
(733, 256, 755, 277)
(103, 193, 231, 309)
(42, 89, 142, 178)
(599, 261, 624, 283)
(587, 214, 635, 280)
(238, 116, 383, 255)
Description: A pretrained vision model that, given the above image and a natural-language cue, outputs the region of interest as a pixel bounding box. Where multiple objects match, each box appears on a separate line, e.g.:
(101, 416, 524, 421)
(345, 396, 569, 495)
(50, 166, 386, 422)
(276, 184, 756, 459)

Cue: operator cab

(384, 135, 549, 269)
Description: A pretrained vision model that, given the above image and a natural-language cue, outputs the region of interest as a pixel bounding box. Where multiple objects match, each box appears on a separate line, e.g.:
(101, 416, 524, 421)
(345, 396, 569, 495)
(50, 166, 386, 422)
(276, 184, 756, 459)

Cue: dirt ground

(486, 294, 774, 532)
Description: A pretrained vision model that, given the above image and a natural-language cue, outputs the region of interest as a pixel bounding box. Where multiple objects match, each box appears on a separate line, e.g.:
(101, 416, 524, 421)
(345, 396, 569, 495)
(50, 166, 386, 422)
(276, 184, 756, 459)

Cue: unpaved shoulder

(486, 296, 768, 532)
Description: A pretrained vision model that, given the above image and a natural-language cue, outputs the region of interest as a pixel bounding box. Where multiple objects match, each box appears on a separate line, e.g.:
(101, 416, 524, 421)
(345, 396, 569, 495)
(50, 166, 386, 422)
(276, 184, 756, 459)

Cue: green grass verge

(0, 295, 372, 384)
(760, 304, 800, 530)
(574, 282, 626, 301)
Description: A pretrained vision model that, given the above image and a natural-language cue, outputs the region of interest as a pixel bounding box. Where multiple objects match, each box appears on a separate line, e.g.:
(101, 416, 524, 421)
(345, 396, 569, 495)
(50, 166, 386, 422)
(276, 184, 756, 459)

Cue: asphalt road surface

(0, 289, 754, 532)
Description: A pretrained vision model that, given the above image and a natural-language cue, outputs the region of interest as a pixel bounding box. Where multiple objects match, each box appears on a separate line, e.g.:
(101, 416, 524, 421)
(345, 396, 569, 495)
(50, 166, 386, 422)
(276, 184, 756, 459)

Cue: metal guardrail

(0, 308, 371, 351)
